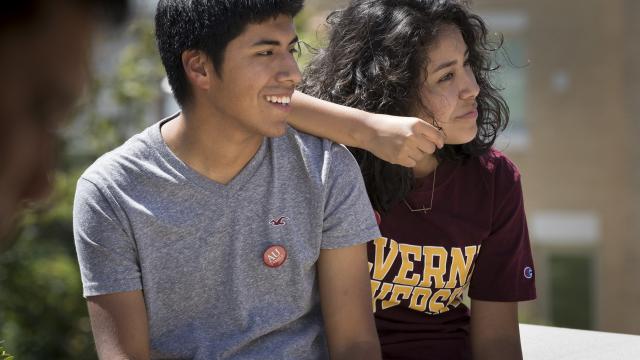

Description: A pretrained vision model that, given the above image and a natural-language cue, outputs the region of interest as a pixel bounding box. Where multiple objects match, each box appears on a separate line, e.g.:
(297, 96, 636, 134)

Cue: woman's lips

(457, 109, 478, 119)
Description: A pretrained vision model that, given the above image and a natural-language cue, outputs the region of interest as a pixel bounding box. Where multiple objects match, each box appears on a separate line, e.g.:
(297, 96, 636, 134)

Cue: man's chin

(262, 123, 288, 138)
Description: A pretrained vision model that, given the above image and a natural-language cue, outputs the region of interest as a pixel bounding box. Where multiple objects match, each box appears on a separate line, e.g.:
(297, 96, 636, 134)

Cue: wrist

(352, 110, 377, 150)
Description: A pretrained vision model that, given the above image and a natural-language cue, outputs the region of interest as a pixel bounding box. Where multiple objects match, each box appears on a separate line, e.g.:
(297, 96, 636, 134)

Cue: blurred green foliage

(295, 7, 330, 70)
(0, 342, 14, 360)
(0, 19, 164, 360)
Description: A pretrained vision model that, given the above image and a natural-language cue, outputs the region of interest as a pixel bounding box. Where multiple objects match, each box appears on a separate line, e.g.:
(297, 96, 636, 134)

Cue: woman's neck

(412, 154, 438, 178)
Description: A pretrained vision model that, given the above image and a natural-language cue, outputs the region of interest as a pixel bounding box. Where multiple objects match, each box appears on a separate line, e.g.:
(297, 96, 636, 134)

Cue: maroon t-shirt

(368, 149, 536, 360)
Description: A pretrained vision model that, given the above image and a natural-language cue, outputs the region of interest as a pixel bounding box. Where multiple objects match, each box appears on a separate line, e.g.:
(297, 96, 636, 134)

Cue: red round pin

(263, 245, 287, 268)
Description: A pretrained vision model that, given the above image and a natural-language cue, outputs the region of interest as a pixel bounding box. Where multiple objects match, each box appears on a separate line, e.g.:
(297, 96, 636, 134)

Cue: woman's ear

(181, 49, 210, 91)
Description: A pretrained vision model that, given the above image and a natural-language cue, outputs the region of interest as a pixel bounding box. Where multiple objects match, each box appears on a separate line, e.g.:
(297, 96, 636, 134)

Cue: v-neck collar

(149, 113, 269, 196)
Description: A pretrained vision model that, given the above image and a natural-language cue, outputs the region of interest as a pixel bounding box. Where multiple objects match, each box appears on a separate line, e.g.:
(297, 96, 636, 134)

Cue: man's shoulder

(80, 124, 157, 189)
(279, 127, 357, 181)
(285, 126, 354, 159)
(284, 126, 331, 154)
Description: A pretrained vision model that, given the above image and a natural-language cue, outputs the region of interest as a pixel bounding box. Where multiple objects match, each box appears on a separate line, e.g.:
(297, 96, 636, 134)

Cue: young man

(73, 1, 383, 358)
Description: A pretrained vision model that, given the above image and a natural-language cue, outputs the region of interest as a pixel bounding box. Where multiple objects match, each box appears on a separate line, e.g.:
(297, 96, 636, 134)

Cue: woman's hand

(360, 113, 446, 167)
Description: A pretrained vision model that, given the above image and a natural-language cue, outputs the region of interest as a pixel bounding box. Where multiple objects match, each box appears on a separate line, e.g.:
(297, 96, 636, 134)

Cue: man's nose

(276, 53, 302, 86)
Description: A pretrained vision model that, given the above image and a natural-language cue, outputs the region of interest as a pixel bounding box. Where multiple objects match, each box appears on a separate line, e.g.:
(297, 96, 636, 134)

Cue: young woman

(290, 0, 536, 359)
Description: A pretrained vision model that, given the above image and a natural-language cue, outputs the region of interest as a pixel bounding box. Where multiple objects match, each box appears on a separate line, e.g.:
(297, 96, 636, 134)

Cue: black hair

(300, 0, 509, 213)
(155, 0, 304, 108)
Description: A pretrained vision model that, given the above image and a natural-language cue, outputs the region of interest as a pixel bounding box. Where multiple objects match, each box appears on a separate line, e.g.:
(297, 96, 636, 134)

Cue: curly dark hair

(299, 0, 509, 212)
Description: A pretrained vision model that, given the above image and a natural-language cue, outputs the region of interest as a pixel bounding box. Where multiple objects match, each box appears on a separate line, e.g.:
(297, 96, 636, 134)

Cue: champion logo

(269, 216, 289, 226)
(523, 266, 534, 279)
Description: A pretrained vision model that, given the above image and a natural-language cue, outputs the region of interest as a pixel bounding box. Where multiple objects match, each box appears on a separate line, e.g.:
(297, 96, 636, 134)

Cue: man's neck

(160, 110, 263, 185)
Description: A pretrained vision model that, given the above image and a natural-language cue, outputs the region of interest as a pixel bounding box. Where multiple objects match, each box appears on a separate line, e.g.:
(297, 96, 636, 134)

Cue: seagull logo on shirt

(269, 216, 289, 226)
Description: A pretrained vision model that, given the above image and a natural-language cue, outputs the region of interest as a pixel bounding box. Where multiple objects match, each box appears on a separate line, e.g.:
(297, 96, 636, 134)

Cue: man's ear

(181, 49, 212, 91)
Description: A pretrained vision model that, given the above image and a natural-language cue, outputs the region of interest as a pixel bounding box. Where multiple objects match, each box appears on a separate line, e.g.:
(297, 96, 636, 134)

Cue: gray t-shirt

(73, 115, 380, 359)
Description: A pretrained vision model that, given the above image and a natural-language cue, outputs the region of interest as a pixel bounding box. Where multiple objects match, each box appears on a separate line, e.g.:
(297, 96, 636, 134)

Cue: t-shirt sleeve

(321, 142, 381, 249)
(468, 157, 536, 302)
(73, 178, 142, 297)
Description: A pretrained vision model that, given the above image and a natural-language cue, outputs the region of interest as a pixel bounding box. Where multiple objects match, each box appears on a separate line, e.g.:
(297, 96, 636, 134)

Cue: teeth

(266, 96, 291, 105)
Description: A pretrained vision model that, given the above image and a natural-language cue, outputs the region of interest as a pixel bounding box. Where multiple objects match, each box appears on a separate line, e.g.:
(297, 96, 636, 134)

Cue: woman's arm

(289, 91, 445, 167)
(470, 299, 523, 360)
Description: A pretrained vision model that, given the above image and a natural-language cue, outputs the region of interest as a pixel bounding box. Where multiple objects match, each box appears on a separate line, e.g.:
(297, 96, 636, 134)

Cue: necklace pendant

(404, 164, 437, 214)
(402, 199, 433, 213)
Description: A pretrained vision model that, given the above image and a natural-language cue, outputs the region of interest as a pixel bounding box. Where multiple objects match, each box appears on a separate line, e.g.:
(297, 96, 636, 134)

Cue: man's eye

(257, 50, 273, 56)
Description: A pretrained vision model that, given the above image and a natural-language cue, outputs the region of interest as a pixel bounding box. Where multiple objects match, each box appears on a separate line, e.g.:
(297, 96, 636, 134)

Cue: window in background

(478, 10, 530, 151)
(530, 210, 600, 330)
(549, 253, 594, 330)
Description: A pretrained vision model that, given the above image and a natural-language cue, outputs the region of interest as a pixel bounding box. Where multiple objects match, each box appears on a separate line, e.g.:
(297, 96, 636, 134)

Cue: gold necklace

(403, 165, 437, 214)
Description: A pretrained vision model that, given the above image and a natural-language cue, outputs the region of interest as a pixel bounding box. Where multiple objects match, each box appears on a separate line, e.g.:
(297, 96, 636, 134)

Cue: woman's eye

(439, 73, 454, 83)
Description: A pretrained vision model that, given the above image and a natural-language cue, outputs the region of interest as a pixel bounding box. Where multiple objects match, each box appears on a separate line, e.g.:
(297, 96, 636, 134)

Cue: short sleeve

(321, 142, 381, 249)
(468, 158, 536, 302)
(73, 178, 142, 297)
